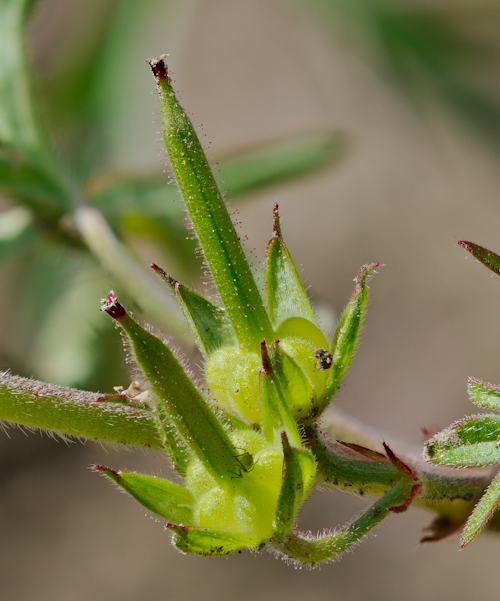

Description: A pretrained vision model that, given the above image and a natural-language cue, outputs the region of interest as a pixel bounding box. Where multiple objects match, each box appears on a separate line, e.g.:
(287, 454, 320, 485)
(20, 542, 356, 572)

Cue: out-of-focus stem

(75, 205, 188, 341)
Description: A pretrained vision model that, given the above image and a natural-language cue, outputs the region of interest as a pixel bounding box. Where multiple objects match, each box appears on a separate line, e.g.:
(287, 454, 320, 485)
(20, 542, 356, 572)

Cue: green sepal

(265, 203, 315, 328)
(461, 470, 500, 548)
(260, 341, 303, 447)
(151, 263, 236, 357)
(149, 56, 274, 351)
(424, 415, 500, 467)
(468, 377, 500, 410)
(458, 240, 500, 276)
(272, 478, 414, 565)
(274, 431, 316, 539)
(101, 293, 243, 483)
(322, 262, 379, 411)
(94, 465, 195, 525)
(167, 524, 262, 556)
(270, 340, 316, 422)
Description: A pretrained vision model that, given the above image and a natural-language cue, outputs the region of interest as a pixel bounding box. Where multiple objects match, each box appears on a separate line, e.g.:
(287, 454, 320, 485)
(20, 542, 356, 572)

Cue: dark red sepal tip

(93, 464, 120, 477)
(147, 55, 169, 81)
(100, 291, 126, 320)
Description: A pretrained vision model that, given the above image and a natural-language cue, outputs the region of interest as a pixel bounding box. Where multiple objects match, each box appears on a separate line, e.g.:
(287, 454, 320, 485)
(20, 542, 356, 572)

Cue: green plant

(2, 0, 500, 568)
(2, 47, 498, 565)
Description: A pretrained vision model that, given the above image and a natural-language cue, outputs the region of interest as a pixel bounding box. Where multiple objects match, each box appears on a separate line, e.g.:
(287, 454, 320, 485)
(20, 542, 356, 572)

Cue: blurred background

(2, 0, 500, 598)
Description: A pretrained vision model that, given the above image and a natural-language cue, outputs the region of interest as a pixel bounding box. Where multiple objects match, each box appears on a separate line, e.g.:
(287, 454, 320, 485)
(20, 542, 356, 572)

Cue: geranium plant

(2, 43, 498, 565)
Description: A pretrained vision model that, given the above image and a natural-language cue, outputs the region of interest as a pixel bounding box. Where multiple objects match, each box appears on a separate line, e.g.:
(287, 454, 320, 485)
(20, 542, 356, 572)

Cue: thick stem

(0, 372, 162, 449)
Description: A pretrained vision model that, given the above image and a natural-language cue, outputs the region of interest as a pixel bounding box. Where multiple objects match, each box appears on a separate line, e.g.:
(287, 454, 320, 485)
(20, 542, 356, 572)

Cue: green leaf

(274, 432, 316, 539)
(150, 56, 274, 351)
(458, 240, 500, 276)
(152, 264, 236, 357)
(265, 203, 315, 328)
(322, 262, 379, 411)
(94, 466, 195, 525)
(423, 415, 500, 467)
(101, 293, 244, 484)
(468, 377, 500, 410)
(167, 524, 261, 556)
(0, 372, 162, 449)
(461, 470, 500, 548)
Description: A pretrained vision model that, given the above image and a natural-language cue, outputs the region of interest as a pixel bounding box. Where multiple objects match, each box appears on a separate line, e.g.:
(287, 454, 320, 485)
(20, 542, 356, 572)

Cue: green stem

(0, 372, 162, 449)
(273, 479, 414, 565)
(149, 56, 274, 351)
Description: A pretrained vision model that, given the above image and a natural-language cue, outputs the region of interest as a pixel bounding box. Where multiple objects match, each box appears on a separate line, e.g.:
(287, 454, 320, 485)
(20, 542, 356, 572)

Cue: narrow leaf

(101, 293, 244, 483)
(0, 372, 162, 449)
(458, 240, 500, 276)
(423, 415, 500, 467)
(167, 523, 261, 555)
(461, 470, 500, 548)
(94, 465, 195, 525)
(152, 263, 235, 357)
(322, 263, 379, 411)
(149, 56, 274, 351)
(265, 203, 315, 327)
(219, 131, 345, 198)
(468, 377, 500, 410)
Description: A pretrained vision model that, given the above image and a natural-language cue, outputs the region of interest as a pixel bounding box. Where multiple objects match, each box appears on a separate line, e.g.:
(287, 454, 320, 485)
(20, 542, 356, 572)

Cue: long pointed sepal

(101, 292, 244, 483)
(265, 203, 315, 328)
(151, 263, 236, 357)
(94, 465, 195, 525)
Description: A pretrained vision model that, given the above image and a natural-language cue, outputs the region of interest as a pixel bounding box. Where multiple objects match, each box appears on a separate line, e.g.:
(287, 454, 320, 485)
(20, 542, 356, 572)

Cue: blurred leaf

(0, 206, 39, 262)
(0, 0, 41, 152)
(0, 144, 70, 219)
(86, 130, 344, 271)
(218, 130, 345, 197)
(424, 415, 500, 468)
(305, 0, 500, 148)
(29, 263, 120, 388)
(0, 0, 74, 215)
